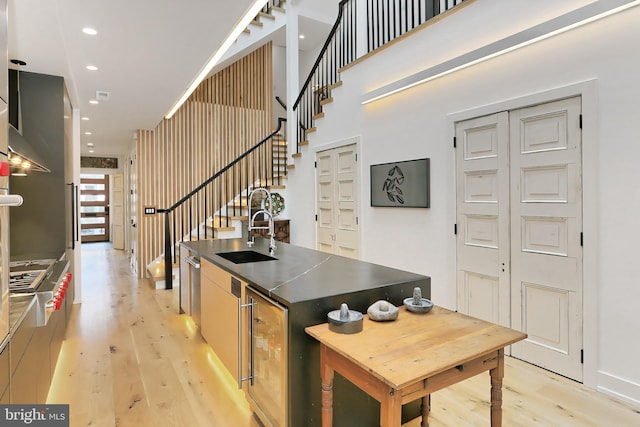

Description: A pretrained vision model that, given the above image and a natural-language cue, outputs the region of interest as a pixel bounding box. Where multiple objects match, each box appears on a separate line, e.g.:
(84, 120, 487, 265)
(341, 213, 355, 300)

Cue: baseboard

(597, 370, 640, 408)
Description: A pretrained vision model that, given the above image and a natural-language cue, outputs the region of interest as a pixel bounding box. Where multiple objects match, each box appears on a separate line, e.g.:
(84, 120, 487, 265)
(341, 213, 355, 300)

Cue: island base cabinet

(200, 259, 246, 384)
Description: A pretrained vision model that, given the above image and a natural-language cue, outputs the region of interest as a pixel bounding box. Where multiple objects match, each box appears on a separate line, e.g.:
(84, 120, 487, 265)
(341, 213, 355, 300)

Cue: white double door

(456, 97, 583, 381)
(316, 144, 359, 258)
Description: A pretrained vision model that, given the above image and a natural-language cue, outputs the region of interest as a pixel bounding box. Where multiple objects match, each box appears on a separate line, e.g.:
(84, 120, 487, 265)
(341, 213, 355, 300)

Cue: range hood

(8, 125, 50, 174)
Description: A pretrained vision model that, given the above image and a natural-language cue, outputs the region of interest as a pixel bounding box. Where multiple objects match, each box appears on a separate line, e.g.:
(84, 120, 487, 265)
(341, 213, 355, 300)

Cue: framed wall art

(370, 158, 430, 208)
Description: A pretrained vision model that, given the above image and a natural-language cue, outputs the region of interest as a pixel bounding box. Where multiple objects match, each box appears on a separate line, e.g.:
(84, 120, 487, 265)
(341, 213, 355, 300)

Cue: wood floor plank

(46, 243, 640, 427)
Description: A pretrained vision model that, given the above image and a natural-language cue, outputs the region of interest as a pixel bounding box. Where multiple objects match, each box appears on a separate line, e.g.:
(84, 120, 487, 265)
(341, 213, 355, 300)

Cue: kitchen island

(180, 237, 431, 427)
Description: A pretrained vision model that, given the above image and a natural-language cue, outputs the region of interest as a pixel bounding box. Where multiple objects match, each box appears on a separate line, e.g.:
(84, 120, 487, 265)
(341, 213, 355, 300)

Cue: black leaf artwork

(383, 165, 406, 204)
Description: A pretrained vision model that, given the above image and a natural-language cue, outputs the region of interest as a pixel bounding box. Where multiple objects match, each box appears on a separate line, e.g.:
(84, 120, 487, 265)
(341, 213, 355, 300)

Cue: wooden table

(305, 306, 527, 427)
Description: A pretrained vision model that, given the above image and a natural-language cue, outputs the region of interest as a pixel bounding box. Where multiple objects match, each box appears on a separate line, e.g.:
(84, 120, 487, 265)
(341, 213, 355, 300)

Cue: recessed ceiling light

(87, 142, 94, 146)
(82, 27, 98, 35)
(81, 117, 90, 121)
(299, 34, 305, 39)
(84, 131, 92, 135)
(89, 100, 99, 105)
(89, 149, 95, 153)
(85, 65, 98, 71)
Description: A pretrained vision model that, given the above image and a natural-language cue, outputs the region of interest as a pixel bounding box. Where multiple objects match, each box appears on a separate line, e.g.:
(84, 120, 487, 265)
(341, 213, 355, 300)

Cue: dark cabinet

(0, 341, 9, 404)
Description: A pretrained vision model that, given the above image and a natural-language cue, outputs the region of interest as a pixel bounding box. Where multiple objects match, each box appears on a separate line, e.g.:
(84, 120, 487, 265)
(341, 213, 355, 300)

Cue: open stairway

(147, 119, 288, 288)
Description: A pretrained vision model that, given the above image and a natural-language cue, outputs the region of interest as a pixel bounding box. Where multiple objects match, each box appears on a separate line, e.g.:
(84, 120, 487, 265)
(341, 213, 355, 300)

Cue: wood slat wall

(135, 43, 273, 278)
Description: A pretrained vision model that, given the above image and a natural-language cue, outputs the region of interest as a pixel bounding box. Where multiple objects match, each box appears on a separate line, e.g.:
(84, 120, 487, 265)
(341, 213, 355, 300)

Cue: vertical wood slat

(135, 43, 272, 278)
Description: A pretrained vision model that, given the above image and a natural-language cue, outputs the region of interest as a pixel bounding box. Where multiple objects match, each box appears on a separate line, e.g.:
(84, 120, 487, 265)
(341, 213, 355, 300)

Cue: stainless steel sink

(216, 250, 278, 264)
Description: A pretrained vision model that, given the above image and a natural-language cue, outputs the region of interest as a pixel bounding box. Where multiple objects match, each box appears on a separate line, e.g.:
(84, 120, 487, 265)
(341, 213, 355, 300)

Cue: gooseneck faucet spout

(247, 188, 277, 254)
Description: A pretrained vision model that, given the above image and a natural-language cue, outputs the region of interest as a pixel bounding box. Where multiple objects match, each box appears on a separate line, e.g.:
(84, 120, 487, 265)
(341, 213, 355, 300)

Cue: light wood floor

(47, 243, 640, 426)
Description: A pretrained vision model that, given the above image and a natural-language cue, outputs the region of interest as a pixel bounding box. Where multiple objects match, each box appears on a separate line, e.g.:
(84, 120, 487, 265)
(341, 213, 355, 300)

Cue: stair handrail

(159, 117, 286, 213)
(292, 0, 350, 112)
(158, 117, 287, 289)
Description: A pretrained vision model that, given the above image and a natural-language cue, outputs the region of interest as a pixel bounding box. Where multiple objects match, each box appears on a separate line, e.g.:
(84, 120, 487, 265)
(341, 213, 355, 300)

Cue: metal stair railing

(158, 117, 287, 289)
(292, 0, 465, 150)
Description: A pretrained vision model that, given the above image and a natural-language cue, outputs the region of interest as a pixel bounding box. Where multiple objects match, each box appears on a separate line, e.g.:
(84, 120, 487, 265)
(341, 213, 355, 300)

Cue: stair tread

(258, 12, 275, 20)
(320, 97, 334, 106)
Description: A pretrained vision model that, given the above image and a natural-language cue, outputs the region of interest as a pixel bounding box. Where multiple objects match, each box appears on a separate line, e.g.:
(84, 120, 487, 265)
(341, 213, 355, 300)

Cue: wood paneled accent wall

(135, 43, 273, 278)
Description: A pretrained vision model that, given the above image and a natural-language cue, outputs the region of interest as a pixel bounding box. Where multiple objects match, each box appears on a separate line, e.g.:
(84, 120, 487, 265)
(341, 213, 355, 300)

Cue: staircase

(150, 119, 288, 289)
(290, 0, 465, 164)
(151, 0, 469, 289)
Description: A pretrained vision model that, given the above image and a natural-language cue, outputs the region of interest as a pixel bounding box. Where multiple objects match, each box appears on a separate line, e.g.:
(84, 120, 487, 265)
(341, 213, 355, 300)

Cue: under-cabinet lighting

(361, 0, 640, 105)
(165, 0, 270, 119)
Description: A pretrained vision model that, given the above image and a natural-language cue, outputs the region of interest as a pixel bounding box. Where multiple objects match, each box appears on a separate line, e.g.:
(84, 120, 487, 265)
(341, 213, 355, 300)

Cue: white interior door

(112, 173, 124, 249)
(456, 97, 583, 381)
(455, 112, 511, 327)
(316, 144, 359, 258)
(509, 97, 583, 381)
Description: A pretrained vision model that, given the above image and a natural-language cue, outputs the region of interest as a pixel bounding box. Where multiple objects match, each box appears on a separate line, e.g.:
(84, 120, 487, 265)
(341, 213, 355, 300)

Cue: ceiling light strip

(165, 0, 269, 119)
(361, 0, 640, 105)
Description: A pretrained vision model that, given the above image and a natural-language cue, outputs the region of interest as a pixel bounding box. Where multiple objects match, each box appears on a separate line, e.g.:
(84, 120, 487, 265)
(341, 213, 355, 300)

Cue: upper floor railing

(261, 0, 285, 14)
(293, 0, 464, 148)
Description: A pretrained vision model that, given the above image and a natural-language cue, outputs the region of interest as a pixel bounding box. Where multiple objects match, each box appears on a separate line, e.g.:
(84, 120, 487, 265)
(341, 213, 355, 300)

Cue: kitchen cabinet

(33, 325, 51, 403)
(10, 298, 37, 404)
(49, 300, 66, 379)
(200, 259, 246, 384)
(0, 341, 9, 404)
(183, 238, 431, 427)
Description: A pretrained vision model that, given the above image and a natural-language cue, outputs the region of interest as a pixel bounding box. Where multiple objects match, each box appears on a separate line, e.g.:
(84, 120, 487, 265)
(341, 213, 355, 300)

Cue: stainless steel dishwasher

(179, 248, 201, 328)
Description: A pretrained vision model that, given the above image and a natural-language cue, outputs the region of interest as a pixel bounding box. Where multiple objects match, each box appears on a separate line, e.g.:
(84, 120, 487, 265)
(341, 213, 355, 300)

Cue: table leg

(380, 388, 402, 427)
(421, 394, 430, 427)
(490, 348, 505, 426)
(320, 345, 335, 427)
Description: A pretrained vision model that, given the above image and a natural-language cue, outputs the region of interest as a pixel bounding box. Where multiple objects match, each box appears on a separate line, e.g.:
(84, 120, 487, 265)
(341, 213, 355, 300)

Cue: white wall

(272, 45, 288, 125)
(287, 0, 640, 405)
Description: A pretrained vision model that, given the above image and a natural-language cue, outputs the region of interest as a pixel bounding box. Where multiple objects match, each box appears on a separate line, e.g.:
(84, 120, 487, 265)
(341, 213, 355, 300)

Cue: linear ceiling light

(361, 0, 640, 105)
(165, 0, 269, 119)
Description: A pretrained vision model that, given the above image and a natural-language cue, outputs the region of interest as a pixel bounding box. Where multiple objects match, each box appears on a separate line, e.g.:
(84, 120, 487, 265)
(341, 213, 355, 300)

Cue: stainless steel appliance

(8, 259, 55, 293)
(243, 286, 288, 427)
(1, 0, 17, 357)
(179, 248, 201, 328)
(8, 258, 70, 326)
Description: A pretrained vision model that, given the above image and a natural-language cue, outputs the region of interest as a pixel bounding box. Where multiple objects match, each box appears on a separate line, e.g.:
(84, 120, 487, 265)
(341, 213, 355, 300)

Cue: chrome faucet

(247, 188, 277, 254)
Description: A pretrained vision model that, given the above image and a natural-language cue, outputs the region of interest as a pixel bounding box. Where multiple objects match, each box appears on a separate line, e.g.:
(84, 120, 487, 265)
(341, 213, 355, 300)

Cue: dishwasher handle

(238, 297, 255, 388)
(185, 256, 200, 269)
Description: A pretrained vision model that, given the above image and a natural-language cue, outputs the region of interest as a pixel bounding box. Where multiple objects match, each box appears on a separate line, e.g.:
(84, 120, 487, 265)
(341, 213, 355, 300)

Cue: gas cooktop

(9, 259, 56, 294)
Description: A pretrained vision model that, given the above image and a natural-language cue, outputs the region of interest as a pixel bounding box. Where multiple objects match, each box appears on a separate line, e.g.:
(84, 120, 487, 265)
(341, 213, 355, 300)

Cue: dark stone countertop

(180, 238, 430, 307)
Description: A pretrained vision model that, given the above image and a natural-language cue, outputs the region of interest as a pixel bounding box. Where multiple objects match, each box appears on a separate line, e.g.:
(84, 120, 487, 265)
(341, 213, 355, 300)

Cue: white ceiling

(7, 0, 257, 157)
